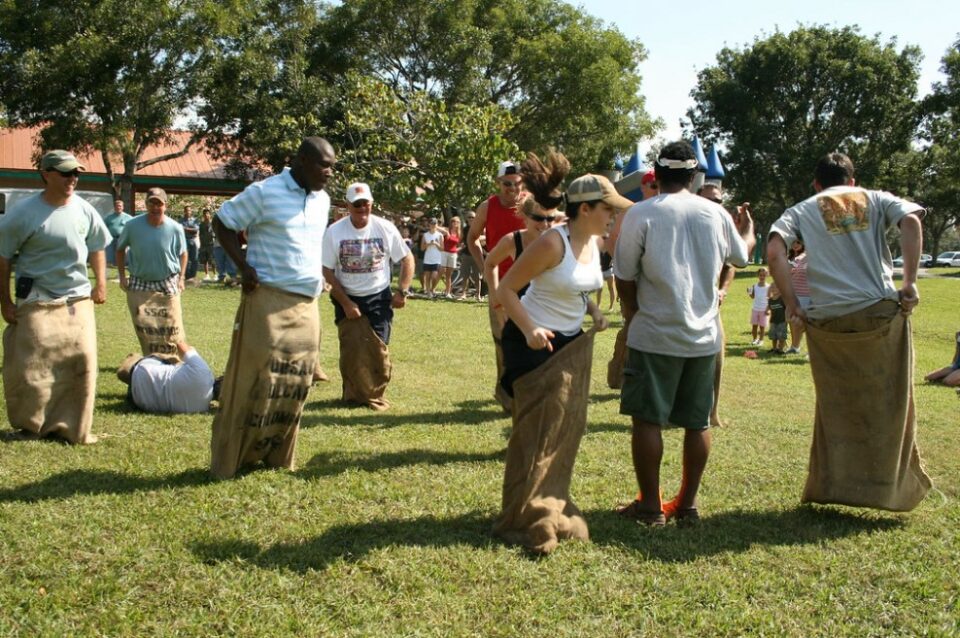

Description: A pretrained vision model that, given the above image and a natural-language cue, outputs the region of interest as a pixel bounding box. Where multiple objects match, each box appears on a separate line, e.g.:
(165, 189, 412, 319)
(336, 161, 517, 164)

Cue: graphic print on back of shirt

(818, 191, 869, 235)
(339, 238, 385, 273)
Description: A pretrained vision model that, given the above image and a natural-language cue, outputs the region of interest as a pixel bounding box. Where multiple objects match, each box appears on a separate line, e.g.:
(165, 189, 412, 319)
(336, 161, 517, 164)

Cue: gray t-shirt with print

(613, 190, 750, 357)
(769, 186, 922, 320)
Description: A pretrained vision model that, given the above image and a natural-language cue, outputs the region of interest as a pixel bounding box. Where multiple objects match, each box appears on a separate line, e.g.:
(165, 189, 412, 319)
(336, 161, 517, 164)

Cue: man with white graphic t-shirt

(322, 183, 414, 409)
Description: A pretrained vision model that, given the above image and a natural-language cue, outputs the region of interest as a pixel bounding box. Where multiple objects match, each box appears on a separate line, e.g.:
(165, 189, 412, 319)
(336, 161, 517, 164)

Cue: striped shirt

(216, 168, 330, 298)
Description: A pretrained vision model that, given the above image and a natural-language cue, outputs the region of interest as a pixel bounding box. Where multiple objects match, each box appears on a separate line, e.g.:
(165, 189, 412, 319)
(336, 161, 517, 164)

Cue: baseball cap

(497, 161, 518, 178)
(640, 170, 656, 185)
(346, 182, 373, 204)
(40, 150, 85, 172)
(566, 174, 634, 210)
(145, 187, 167, 203)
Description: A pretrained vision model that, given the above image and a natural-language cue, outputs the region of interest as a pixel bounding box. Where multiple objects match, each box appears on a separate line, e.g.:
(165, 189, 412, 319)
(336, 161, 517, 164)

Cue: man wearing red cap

(0, 150, 111, 443)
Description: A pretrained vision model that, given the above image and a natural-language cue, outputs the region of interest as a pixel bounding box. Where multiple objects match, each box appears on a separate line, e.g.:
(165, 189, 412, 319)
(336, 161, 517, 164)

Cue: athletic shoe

(785, 347, 800, 354)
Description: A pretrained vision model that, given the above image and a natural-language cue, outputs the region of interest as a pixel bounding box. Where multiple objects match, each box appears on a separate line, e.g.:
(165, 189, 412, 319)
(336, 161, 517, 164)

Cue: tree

(333, 75, 518, 212)
(0, 0, 243, 210)
(915, 38, 960, 256)
(199, 0, 343, 179)
(319, 0, 656, 173)
(688, 26, 921, 231)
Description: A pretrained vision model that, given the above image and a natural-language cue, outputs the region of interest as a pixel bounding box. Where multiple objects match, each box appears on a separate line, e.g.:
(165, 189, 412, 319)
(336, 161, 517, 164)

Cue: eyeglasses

(49, 169, 80, 178)
(529, 214, 556, 222)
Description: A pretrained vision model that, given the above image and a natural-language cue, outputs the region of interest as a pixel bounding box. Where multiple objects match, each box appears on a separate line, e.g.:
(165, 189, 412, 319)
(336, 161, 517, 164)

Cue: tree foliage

(0, 0, 242, 209)
(319, 0, 656, 173)
(688, 26, 921, 231)
(333, 75, 518, 212)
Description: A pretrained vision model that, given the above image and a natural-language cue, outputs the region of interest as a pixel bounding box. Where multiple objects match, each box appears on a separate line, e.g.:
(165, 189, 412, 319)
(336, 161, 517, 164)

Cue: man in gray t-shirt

(767, 152, 930, 511)
(613, 141, 753, 526)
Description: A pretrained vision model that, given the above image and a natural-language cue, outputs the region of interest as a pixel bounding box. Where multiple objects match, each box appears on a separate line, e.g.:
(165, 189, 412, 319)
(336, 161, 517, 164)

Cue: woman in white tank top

(491, 150, 634, 554)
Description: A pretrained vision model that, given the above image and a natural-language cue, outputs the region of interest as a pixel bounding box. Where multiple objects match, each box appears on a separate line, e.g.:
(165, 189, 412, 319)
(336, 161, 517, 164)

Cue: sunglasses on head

(529, 213, 556, 222)
(49, 169, 80, 178)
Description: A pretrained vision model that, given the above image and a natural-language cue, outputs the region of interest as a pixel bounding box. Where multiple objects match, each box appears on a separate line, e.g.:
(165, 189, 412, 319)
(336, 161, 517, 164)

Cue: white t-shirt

(130, 349, 214, 414)
(322, 215, 410, 296)
(749, 283, 769, 311)
(422, 230, 443, 265)
(613, 190, 750, 357)
(770, 186, 923, 320)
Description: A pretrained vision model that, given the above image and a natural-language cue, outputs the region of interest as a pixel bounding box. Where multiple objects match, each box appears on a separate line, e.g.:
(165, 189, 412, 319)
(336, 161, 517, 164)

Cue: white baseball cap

(497, 161, 518, 178)
(346, 182, 373, 204)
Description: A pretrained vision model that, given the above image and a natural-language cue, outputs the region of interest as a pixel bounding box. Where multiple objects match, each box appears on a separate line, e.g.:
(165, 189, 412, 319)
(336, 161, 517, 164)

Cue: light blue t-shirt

(0, 192, 110, 299)
(116, 215, 187, 281)
(217, 168, 329, 298)
(104, 212, 133, 239)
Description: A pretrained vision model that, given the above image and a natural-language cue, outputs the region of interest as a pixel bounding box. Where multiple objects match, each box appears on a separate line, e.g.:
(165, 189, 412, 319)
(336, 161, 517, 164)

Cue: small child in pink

(747, 268, 769, 345)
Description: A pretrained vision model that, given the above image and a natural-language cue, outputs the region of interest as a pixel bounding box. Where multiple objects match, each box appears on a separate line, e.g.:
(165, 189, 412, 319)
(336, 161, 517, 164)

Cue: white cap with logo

(346, 182, 373, 204)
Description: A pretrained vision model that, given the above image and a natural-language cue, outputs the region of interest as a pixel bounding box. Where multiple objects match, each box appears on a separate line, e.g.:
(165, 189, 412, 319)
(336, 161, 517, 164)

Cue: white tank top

(521, 227, 602, 335)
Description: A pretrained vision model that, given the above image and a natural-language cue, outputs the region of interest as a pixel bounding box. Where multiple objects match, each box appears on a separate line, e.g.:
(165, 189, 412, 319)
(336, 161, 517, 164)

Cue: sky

(577, 0, 957, 155)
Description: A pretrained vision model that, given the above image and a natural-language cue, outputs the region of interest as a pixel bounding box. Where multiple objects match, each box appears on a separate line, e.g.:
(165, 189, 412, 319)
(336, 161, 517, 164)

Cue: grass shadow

(301, 398, 507, 429)
(296, 448, 504, 479)
(0, 468, 212, 503)
(191, 511, 497, 573)
(587, 505, 905, 563)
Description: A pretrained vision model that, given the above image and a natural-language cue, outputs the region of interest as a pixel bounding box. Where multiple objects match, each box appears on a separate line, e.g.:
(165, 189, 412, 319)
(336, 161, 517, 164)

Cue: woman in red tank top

(440, 217, 462, 297)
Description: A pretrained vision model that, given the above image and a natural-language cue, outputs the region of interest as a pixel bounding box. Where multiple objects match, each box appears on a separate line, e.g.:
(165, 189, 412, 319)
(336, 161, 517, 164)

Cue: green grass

(1, 267, 958, 637)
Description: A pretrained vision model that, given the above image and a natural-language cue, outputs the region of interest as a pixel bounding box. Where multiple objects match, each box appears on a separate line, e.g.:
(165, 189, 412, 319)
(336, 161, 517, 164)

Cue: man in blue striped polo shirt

(210, 137, 336, 479)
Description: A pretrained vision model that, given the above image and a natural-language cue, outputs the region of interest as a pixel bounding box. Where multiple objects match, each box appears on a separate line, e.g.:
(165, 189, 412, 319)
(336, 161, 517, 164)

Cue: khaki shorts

(620, 348, 716, 430)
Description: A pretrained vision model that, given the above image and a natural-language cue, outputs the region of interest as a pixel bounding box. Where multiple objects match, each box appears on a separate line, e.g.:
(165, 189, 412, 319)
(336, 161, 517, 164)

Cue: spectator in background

(440, 216, 462, 298)
(104, 198, 133, 267)
(420, 216, 444, 297)
(198, 208, 217, 281)
(181, 205, 200, 283)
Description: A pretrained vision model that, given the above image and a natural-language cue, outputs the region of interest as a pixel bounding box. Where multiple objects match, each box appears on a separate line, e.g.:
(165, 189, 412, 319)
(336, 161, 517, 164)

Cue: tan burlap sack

(802, 301, 931, 511)
(338, 316, 391, 411)
(2, 298, 97, 444)
(125, 290, 185, 356)
(210, 285, 319, 479)
(489, 302, 512, 412)
(606, 326, 627, 389)
(493, 328, 596, 554)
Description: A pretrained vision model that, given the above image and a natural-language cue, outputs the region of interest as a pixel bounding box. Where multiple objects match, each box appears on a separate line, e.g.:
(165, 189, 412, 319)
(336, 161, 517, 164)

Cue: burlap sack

(489, 302, 512, 412)
(210, 285, 319, 479)
(2, 298, 97, 444)
(125, 290, 185, 356)
(606, 326, 627, 389)
(802, 301, 931, 511)
(493, 328, 596, 554)
(338, 315, 392, 411)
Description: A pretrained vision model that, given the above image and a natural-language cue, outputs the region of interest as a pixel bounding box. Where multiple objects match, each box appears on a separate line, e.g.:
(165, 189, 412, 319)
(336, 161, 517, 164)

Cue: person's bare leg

(751, 324, 759, 341)
(676, 428, 711, 510)
(759, 325, 766, 341)
(607, 277, 616, 309)
(631, 419, 663, 512)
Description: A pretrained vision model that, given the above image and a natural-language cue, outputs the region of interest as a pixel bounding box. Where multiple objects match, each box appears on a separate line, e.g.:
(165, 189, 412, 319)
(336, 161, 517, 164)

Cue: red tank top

(485, 195, 525, 277)
(443, 233, 460, 253)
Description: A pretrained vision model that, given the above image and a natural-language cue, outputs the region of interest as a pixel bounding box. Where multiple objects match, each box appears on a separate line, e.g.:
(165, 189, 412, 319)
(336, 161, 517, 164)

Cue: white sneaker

(751, 338, 761, 346)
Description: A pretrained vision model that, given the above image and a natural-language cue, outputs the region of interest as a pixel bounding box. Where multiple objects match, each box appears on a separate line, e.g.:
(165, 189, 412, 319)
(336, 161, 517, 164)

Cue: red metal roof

(0, 126, 241, 182)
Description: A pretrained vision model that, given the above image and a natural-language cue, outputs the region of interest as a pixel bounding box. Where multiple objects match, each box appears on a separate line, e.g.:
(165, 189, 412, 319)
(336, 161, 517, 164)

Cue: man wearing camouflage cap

(0, 150, 111, 443)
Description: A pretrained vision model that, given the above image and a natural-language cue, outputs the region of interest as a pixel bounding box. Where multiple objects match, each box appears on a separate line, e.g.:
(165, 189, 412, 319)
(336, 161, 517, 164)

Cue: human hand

(898, 282, 919, 315)
(736, 202, 754, 236)
(91, 282, 107, 305)
(178, 277, 185, 292)
(119, 274, 129, 291)
(525, 326, 555, 351)
(390, 291, 406, 309)
(1, 299, 17, 325)
(240, 264, 260, 294)
(591, 309, 609, 332)
(344, 302, 362, 319)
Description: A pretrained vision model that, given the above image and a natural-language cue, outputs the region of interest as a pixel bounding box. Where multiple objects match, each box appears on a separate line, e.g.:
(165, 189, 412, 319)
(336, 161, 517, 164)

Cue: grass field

(1, 267, 958, 637)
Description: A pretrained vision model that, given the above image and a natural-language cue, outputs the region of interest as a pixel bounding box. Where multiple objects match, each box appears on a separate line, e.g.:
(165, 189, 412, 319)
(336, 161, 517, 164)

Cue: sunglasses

(49, 169, 80, 178)
(529, 214, 556, 222)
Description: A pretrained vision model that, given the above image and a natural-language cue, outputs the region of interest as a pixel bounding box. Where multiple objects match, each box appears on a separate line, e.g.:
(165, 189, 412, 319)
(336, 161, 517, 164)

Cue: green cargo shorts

(619, 348, 717, 430)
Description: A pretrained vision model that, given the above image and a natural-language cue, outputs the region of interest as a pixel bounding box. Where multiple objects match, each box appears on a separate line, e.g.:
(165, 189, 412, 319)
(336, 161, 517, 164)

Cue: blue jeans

(185, 241, 199, 280)
(213, 246, 237, 279)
